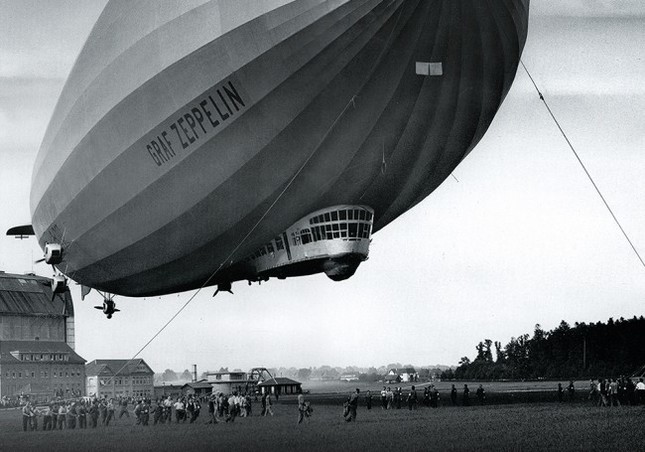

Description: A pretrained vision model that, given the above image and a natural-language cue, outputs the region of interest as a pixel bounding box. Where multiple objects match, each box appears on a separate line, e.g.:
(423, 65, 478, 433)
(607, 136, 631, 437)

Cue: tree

(180, 369, 192, 381)
(162, 369, 178, 381)
(495, 341, 505, 363)
(297, 368, 312, 380)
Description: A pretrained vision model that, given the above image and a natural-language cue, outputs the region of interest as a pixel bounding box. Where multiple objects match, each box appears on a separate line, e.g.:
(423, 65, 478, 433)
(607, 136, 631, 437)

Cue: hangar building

(0, 271, 86, 400)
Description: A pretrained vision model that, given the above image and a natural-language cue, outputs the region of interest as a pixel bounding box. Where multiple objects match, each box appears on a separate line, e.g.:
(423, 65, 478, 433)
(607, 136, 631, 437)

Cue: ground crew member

(407, 386, 418, 410)
(476, 384, 486, 405)
(344, 388, 360, 422)
(77, 401, 87, 428)
(22, 402, 33, 431)
(263, 392, 274, 417)
(297, 394, 307, 424)
(463, 384, 470, 406)
(119, 398, 130, 419)
(42, 405, 53, 431)
(106, 399, 115, 425)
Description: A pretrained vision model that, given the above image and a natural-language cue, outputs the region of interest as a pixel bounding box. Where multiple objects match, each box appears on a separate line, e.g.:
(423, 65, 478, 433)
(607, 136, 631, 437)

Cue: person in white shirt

(636, 378, 645, 404)
(173, 399, 185, 423)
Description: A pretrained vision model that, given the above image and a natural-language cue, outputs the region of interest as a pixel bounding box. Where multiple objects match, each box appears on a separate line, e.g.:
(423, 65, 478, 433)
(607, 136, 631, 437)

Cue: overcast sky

(1, 1, 644, 374)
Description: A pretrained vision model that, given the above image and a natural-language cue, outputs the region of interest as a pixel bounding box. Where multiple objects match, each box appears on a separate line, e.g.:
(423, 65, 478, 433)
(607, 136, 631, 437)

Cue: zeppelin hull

(30, 0, 530, 296)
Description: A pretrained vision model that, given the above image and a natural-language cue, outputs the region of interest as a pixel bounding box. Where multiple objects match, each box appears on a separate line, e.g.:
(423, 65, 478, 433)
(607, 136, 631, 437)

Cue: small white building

(207, 371, 253, 395)
(339, 373, 359, 382)
(385, 367, 418, 383)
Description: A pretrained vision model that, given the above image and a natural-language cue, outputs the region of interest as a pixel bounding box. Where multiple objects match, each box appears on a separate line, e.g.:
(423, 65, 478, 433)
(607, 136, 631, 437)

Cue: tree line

(442, 316, 645, 381)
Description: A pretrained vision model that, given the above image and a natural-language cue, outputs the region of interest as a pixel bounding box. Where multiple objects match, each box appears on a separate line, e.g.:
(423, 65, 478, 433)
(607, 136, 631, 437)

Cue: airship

(11, 0, 530, 305)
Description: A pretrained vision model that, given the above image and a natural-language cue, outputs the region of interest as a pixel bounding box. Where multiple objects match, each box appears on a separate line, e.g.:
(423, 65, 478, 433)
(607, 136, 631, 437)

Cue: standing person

(260, 392, 267, 416)
(557, 383, 564, 403)
(451, 384, 458, 406)
(567, 381, 576, 401)
(187, 398, 195, 422)
(42, 405, 53, 431)
(423, 388, 430, 407)
(140, 400, 150, 426)
(263, 392, 274, 417)
(297, 393, 307, 424)
(206, 395, 218, 424)
(636, 378, 645, 405)
(588, 379, 597, 401)
(227, 393, 238, 422)
(51, 402, 59, 430)
(609, 379, 620, 407)
(106, 399, 115, 426)
(344, 388, 360, 422)
(30, 405, 42, 431)
(365, 390, 372, 410)
(626, 378, 637, 406)
(386, 387, 393, 410)
(396, 387, 402, 410)
(134, 400, 143, 425)
(245, 394, 252, 417)
(119, 398, 130, 419)
(153, 401, 164, 425)
(431, 386, 440, 408)
(57, 403, 67, 430)
(22, 402, 33, 431)
(77, 401, 87, 429)
(380, 387, 387, 410)
(407, 386, 418, 410)
(173, 398, 185, 423)
(99, 399, 108, 425)
(66, 403, 77, 430)
(163, 396, 173, 423)
(476, 385, 486, 405)
(598, 379, 608, 407)
(462, 384, 470, 406)
(89, 401, 99, 428)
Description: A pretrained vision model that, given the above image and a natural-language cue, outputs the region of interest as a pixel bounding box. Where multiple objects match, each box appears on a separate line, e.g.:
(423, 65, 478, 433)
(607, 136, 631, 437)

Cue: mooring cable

(520, 60, 645, 270)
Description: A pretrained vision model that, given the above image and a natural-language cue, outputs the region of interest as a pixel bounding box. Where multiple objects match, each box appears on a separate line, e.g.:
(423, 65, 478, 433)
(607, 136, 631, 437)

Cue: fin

(81, 285, 92, 301)
(7, 225, 35, 238)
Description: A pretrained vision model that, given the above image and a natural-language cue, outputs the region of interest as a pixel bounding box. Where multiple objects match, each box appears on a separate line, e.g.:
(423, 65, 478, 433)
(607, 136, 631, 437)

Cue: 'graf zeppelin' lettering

(146, 80, 246, 167)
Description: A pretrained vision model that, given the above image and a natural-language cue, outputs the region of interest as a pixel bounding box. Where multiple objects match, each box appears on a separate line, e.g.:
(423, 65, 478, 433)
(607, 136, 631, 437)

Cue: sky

(0, 1, 644, 374)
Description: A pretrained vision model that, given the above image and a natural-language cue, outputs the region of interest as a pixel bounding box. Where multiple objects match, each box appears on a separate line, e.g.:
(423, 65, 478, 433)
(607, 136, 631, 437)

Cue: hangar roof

(0, 271, 73, 317)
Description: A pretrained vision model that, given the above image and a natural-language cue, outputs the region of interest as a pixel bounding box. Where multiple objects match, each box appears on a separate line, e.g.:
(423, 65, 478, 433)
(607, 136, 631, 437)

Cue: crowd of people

(365, 383, 486, 412)
(557, 377, 645, 407)
(17, 390, 291, 432)
(16, 377, 645, 431)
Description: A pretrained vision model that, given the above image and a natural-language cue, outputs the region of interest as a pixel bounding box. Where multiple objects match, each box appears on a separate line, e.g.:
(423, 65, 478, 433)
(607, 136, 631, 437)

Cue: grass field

(1, 398, 644, 451)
